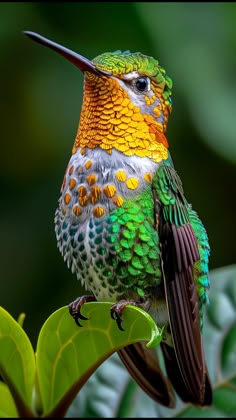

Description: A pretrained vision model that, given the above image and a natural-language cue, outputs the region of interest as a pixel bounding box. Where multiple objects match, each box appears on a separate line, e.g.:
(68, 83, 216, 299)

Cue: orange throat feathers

(72, 74, 169, 163)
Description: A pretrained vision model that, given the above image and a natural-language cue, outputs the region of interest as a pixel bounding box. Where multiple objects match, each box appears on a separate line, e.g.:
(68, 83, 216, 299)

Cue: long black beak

(23, 31, 111, 77)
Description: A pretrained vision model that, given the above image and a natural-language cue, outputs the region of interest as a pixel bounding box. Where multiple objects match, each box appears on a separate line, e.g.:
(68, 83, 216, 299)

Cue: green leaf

(66, 354, 132, 418)
(36, 302, 162, 417)
(0, 307, 35, 417)
(0, 381, 18, 418)
(16, 313, 26, 329)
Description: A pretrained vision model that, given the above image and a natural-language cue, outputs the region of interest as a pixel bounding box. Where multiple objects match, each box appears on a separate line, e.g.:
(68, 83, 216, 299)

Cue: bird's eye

(135, 77, 149, 92)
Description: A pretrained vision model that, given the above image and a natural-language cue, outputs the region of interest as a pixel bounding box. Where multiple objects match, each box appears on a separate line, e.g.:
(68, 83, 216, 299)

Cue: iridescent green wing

(153, 158, 212, 405)
(106, 190, 162, 298)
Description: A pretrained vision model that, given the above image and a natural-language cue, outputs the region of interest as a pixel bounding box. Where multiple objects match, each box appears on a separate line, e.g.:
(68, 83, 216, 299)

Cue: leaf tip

(17, 312, 26, 328)
(146, 325, 163, 348)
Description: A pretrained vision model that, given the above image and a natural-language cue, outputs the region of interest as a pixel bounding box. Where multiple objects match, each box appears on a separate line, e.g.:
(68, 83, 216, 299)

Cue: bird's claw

(110, 299, 145, 331)
(110, 307, 125, 331)
(68, 295, 96, 327)
(110, 300, 131, 331)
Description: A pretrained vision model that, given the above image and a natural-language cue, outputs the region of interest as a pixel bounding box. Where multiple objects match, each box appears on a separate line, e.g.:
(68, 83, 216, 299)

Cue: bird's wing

(152, 161, 212, 406)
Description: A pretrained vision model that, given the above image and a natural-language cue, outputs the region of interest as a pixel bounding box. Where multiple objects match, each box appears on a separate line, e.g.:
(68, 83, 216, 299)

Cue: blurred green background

(1, 2, 236, 347)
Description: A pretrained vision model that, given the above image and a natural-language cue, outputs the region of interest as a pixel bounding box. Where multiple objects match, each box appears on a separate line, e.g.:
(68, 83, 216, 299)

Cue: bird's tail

(117, 341, 175, 407)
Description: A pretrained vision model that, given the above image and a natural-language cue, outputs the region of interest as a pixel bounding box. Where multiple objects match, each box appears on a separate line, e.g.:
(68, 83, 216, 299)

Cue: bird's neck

(72, 77, 169, 164)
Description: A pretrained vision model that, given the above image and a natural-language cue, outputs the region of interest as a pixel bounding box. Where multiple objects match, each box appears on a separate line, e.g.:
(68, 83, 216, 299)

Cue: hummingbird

(24, 31, 212, 408)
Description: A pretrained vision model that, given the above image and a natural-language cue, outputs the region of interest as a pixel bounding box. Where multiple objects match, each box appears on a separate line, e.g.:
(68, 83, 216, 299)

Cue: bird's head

(24, 31, 172, 162)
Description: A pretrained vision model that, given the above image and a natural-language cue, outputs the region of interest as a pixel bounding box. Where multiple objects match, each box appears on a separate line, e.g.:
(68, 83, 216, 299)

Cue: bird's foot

(110, 299, 144, 331)
(68, 295, 97, 327)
